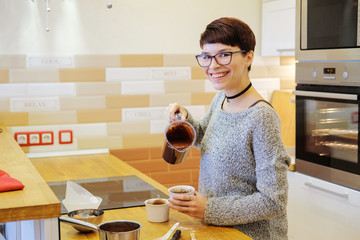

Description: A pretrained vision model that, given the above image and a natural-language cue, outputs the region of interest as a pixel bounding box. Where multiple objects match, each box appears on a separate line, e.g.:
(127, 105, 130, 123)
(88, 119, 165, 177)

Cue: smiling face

(201, 43, 253, 93)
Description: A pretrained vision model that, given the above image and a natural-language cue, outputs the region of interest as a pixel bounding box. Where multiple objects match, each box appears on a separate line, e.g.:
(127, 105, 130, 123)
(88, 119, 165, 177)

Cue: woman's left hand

(168, 191, 207, 219)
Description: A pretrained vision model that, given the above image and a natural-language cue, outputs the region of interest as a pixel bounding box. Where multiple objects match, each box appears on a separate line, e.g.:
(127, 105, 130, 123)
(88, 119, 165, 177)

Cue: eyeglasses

(195, 50, 247, 67)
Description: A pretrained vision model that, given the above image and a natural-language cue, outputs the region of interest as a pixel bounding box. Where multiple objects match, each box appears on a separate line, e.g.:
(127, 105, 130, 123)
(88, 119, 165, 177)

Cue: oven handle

(292, 90, 358, 100)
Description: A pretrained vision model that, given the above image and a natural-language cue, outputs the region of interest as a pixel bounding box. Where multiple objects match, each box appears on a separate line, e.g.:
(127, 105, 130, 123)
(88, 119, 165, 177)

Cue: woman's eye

(220, 52, 231, 57)
(203, 55, 212, 60)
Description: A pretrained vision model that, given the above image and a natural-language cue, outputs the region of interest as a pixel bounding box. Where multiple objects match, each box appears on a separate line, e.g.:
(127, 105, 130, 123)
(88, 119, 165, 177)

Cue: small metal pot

(59, 216, 141, 240)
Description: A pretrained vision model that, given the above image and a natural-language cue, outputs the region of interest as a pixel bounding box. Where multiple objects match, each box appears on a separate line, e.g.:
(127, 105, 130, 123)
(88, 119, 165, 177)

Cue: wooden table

(0, 125, 60, 223)
(31, 153, 253, 240)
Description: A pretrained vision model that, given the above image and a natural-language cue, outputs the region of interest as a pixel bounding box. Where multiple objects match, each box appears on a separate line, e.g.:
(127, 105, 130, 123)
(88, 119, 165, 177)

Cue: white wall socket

(29, 133, 40, 144)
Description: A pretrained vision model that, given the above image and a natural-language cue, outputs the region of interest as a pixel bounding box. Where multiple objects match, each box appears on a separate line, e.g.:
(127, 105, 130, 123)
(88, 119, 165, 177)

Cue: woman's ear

(245, 50, 254, 69)
(245, 50, 254, 71)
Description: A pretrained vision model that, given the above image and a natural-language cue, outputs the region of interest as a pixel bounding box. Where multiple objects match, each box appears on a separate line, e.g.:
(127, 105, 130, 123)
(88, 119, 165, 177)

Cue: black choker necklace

(225, 82, 252, 102)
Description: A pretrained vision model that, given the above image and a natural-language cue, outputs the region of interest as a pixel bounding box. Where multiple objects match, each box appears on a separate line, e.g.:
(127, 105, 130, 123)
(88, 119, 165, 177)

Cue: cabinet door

(287, 171, 360, 240)
(261, 0, 295, 56)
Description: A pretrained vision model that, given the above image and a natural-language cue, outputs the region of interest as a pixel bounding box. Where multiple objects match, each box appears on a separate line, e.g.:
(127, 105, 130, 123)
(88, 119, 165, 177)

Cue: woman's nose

(209, 57, 220, 68)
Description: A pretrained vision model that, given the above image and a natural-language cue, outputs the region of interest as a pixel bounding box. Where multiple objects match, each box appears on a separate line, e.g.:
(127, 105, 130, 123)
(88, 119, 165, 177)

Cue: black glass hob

(48, 175, 168, 214)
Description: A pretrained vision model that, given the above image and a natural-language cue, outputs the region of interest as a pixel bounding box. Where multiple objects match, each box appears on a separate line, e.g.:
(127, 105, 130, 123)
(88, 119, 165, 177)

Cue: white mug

(144, 198, 170, 223)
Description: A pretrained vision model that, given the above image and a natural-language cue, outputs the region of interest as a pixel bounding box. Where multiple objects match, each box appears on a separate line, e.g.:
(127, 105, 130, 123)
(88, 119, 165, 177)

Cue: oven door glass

(296, 95, 360, 175)
(306, 0, 360, 49)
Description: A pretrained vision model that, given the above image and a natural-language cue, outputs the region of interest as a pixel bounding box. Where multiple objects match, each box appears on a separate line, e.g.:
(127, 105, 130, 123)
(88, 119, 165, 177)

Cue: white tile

(252, 78, 280, 91)
(10, 125, 60, 135)
(10, 97, 60, 112)
(204, 80, 217, 92)
(252, 56, 280, 66)
(26, 55, 74, 68)
(0, 83, 27, 98)
(258, 90, 270, 101)
(122, 107, 166, 122)
(121, 80, 164, 95)
(150, 67, 191, 80)
(150, 120, 168, 134)
(28, 141, 77, 153)
(185, 105, 207, 120)
(28, 83, 76, 97)
(106, 67, 150, 81)
(61, 123, 107, 137)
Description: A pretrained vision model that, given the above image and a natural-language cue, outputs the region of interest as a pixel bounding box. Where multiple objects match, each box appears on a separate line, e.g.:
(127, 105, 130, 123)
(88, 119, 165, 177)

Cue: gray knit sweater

(186, 91, 290, 240)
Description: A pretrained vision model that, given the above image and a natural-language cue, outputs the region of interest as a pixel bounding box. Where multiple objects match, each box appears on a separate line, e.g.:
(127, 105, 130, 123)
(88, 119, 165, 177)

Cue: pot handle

(59, 216, 99, 231)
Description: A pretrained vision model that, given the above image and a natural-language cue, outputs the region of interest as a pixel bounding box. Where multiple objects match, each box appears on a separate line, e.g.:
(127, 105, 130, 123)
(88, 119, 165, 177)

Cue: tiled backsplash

(0, 54, 295, 189)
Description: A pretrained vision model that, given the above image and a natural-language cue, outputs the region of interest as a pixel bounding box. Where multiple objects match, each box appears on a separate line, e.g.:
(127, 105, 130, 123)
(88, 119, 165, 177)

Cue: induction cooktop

(48, 175, 168, 214)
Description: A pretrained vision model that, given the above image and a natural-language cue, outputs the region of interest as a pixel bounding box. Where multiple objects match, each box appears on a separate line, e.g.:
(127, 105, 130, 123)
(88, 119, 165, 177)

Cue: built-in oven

(294, 83, 360, 191)
(295, 0, 360, 191)
(296, 0, 360, 61)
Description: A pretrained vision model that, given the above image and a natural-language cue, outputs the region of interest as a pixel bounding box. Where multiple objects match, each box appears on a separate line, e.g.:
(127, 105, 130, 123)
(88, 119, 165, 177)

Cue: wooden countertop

(31, 153, 253, 240)
(0, 126, 61, 223)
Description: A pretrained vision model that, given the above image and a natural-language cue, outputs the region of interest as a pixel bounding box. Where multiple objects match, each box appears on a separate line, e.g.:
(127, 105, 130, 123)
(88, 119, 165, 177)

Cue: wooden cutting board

(270, 90, 295, 147)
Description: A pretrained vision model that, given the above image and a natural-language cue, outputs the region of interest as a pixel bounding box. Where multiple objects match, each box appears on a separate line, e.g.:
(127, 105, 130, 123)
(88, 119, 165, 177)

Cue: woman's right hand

(167, 103, 188, 122)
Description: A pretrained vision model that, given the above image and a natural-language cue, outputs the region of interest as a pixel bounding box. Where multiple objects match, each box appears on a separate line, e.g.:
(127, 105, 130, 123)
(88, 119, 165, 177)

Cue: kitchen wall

(0, 0, 295, 189)
(0, 0, 262, 55)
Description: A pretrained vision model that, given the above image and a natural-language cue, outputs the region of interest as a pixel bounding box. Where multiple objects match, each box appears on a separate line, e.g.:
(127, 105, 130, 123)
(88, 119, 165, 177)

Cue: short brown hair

(200, 17, 256, 70)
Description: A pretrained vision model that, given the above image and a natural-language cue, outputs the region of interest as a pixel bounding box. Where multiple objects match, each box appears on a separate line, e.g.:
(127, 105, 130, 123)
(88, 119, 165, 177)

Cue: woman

(167, 17, 290, 240)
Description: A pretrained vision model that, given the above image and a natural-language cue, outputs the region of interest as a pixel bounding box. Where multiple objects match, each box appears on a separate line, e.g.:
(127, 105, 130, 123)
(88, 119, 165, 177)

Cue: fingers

(167, 103, 187, 122)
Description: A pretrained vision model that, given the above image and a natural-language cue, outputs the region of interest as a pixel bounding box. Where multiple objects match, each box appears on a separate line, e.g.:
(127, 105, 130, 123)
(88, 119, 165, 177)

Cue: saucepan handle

(59, 216, 99, 231)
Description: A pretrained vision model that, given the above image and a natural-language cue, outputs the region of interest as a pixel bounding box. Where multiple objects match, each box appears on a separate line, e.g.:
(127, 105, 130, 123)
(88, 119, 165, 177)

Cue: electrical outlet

(29, 133, 40, 144)
(15, 133, 28, 145)
(41, 132, 53, 144)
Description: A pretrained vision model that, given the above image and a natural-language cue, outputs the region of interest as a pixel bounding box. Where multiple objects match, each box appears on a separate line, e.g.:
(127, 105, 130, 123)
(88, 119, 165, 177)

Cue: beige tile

(60, 96, 106, 110)
(191, 67, 206, 79)
(75, 55, 121, 68)
(0, 98, 9, 111)
(106, 95, 149, 108)
(77, 109, 122, 123)
(280, 78, 296, 90)
(252, 56, 280, 66)
(59, 68, 105, 82)
(0, 112, 28, 126)
(29, 111, 77, 125)
(122, 133, 164, 148)
(110, 148, 150, 161)
(268, 65, 296, 79)
(280, 56, 295, 66)
(150, 93, 191, 107)
(119, 54, 163, 67)
(191, 92, 216, 105)
(77, 136, 123, 150)
(249, 66, 270, 78)
(10, 69, 59, 83)
(76, 82, 122, 96)
(164, 80, 205, 93)
(107, 122, 150, 135)
(0, 55, 26, 68)
(0, 69, 9, 83)
(163, 54, 198, 67)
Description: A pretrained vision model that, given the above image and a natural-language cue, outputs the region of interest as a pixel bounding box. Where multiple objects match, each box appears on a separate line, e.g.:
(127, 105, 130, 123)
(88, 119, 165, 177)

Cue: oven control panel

(296, 61, 360, 86)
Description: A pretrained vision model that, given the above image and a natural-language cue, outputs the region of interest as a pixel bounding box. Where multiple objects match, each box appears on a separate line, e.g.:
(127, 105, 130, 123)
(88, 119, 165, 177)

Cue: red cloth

(0, 170, 25, 192)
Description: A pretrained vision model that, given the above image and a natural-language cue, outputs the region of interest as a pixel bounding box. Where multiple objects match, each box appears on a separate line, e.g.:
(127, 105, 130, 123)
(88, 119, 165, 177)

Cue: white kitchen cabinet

(287, 171, 360, 240)
(261, 0, 295, 56)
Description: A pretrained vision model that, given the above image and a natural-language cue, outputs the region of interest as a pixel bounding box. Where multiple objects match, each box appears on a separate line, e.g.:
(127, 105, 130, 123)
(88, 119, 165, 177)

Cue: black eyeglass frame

(195, 50, 247, 67)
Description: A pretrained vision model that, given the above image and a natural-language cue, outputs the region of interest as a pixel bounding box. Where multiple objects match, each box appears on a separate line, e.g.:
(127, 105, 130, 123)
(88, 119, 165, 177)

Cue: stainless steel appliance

(295, 0, 360, 191)
(296, 0, 360, 61)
